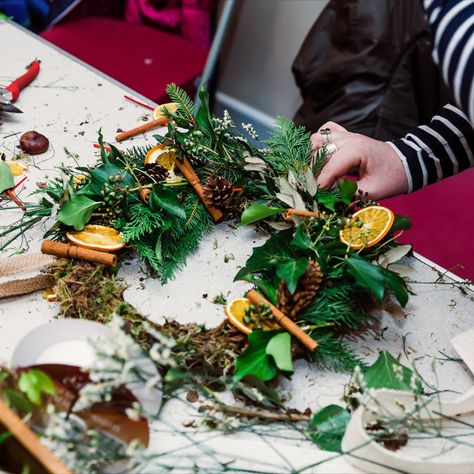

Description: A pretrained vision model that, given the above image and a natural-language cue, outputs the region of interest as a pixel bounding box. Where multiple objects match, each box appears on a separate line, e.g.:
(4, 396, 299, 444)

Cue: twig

(200, 403, 311, 423)
(124, 95, 155, 111)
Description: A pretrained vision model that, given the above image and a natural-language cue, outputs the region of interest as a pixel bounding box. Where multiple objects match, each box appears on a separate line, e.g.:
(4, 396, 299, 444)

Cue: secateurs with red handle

(0, 60, 41, 114)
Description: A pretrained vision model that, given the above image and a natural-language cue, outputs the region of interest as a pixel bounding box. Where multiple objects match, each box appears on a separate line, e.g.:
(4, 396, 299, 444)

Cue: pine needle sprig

(135, 239, 162, 275)
(121, 203, 165, 242)
(263, 117, 312, 175)
(122, 145, 153, 169)
(165, 83, 195, 126)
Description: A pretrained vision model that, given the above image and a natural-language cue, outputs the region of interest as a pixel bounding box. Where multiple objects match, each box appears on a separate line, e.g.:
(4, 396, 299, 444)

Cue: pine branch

(135, 239, 162, 275)
(122, 203, 165, 242)
(165, 83, 195, 125)
(263, 117, 312, 175)
(123, 145, 153, 169)
(311, 332, 363, 371)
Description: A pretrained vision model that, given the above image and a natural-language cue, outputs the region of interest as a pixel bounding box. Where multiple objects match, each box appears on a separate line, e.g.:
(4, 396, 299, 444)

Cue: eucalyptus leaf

(363, 351, 422, 393)
(57, 195, 99, 230)
(240, 204, 285, 225)
(266, 221, 293, 231)
(244, 164, 268, 172)
(266, 332, 293, 372)
(149, 187, 186, 219)
(292, 189, 307, 211)
(0, 160, 14, 194)
(304, 167, 318, 197)
(245, 156, 267, 165)
(381, 245, 412, 265)
(278, 177, 294, 195)
(18, 370, 55, 405)
(275, 192, 294, 208)
(309, 405, 350, 452)
(276, 258, 309, 294)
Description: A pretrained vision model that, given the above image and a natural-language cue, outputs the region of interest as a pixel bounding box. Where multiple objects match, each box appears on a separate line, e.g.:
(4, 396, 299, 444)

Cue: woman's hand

(312, 122, 409, 200)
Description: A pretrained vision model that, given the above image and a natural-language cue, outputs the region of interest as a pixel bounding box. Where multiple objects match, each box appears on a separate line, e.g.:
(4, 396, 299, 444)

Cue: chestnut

(19, 131, 49, 155)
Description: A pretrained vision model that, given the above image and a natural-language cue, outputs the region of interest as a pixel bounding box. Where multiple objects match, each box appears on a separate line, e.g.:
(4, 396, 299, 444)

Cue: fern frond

(166, 83, 195, 124)
(263, 117, 312, 175)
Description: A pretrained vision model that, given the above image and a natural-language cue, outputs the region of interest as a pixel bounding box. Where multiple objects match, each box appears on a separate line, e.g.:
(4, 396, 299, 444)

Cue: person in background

(312, 0, 474, 200)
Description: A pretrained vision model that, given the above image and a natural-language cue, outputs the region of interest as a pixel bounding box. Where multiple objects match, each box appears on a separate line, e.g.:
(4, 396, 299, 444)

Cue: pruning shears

(0, 60, 41, 114)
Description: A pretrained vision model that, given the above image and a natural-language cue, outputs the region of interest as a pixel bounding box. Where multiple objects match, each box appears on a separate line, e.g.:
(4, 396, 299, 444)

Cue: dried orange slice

(340, 206, 394, 249)
(144, 144, 177, 171)
(66, 225, 124, 252)
(153, 102, 178, 120)
(225, 298, 279, 334)
(6, 160, 28, 176)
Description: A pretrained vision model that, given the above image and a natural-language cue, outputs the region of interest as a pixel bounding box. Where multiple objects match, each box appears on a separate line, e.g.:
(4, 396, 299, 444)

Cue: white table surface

(1, 20, 474, 473)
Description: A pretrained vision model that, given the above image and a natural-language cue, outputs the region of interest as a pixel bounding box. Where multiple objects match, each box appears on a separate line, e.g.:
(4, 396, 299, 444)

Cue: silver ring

(320, 127, 331, 146)
(326, 142, 338, 155)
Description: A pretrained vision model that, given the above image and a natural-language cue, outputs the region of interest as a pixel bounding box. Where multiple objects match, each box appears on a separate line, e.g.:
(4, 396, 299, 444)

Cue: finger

(311, 130, 348, 149)
(319, 121, 348, 133)
(316, 146, 362, 189)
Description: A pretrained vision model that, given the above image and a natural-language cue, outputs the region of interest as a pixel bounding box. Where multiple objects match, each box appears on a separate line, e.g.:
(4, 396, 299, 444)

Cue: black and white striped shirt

(390, 0, 474, 192)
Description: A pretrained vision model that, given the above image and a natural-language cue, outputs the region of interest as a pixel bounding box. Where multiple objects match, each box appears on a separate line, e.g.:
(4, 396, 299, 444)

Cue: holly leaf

(383, 268, 409, 307)
(346, 254, 385, 303)
(363, 351, 422, 393)
(18, 370, 55, 406)
(276, 258, 309, 294)
(149, 187, 186, 219)
(291, 225, 314, 253)
(234, 331, 279, 381)
(309, 405, 350, 452)
(90, 163, 134, 195)
(391, 214, 412, 231)
(240, 204, 285, 226)
(234, 231, 295, 280)
(338, 178, 357, 201)
(266, 332, 293, 372)
(58, 195, 99, 230)
(0, 160, 14, 194)
(317, 192, 345, 212)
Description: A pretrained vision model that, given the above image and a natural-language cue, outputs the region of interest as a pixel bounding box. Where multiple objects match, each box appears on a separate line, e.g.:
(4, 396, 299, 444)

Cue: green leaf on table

(391, 214, 412, 231)
(240, 204, 285, 226)
(58, 195, 100, 230)
(149, 187, 186, 219)
(234, 330, 293, 382)
(234, 230, 295, 280)
(18, 370, 55, 406)
(266, 332, 293, 372)
(363, 351, 422, 393)
(195, 88, 215, 140)
(346, 254, 385, 304)
(276, 258, 309, 294)
(0, 160, 14, 194)
(338, 178, 358, 201)
(291, 225, 314, 253)
(309, 405, 350, 452)
(383, 268, 409, 307)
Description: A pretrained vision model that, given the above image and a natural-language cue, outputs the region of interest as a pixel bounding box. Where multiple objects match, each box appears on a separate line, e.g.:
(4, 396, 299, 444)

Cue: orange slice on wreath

(66, 225, 124, 252)
(144, 144, 177, 170)
(339, 205, 394, 250)
(153, 102, 178, 120)
(225, 298, 279, 334)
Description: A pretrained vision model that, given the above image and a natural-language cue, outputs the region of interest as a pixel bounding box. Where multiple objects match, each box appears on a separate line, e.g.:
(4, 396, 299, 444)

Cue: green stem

(0, 216, 43, 250)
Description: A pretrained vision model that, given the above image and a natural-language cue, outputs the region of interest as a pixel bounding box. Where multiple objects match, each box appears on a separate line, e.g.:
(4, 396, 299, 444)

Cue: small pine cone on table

(277, 259, 324, 319)
(203, 176, 234, 209)
(138, 163, 169, 185)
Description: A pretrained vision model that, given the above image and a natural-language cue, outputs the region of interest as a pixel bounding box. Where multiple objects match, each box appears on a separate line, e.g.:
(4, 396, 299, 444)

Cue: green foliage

(309, 405, 350, 452)
(0, 160, 14, 193)
(18, 370, 55, 405)
(195, 88, 215, 140)
(392, 214, 412, 231)
(276, 258, 309, 294)
(165, 83, 195, 126)
(149, 187, 186, 219)
(57, 195, 100, 230)
(234, 330, 293, 381)
(363, 351, 422, 392)
(263, 117, 312, 174)
(240, 204, 285, 225)
(121, 203, 165, 242)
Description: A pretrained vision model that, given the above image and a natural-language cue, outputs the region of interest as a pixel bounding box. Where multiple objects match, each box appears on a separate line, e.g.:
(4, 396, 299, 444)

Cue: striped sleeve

(424, 0, 474, 125)
(389, 104, 474, 192)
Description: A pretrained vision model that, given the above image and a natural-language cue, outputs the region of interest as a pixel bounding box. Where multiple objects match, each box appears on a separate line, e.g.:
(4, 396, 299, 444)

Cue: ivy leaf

(234, 231, 295, 280)
(18, 370, 55, 405)
(149, 187, 186, 219)
(309, 405, 350, 452)
(291, 225, 314, 253)
(346, 254, 385, 303)
(266, 332, 293, 372)
(276, 258, 309, 294)
(234, 331, 279, 381)
(383, 268, 409, 307)
(195, 88, 215, 140)
(338, 178, 358, 201)
(0, 160, 14, 194)
(363, 351, 422, 393)
(391, 214, 412, 231)
(58, 195, 99, 230)
(240, 204, 285, 226)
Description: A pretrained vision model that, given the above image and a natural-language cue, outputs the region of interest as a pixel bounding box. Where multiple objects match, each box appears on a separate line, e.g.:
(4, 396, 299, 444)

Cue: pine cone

(188, 153, 208, 168)
(203, 176, 234, 209)
(277, 260, 324, 319)
(138, 163, 169, 185)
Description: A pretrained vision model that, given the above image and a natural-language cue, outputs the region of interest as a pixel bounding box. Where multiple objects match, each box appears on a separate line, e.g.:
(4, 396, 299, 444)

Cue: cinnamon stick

(174, 156, 223, 222)
(283, 209, 319, 221)
(246, 289, 318, 352)
(115, 116, 170, 142)
(138, 188, 151, 203)
(41, 241, 117, 267)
